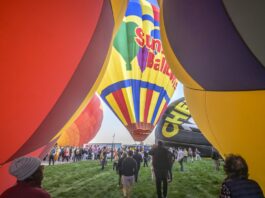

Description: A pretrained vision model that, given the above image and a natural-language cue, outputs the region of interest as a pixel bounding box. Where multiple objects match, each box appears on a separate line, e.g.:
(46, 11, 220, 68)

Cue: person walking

(168, 148, 175, 182)
(133, 149, 143, 182)
(177, 148, 185, 172)
(100, 146, 107, 170)
(143, 151, 149, 167)
(48, 146, 56, 165)
(121, 150, 137, 198)
(149, 141, 170, 198)
(188, 147, 194, 162)
(211, 147, 220, 171)
(117, 152, 127, 187)
(195, 148, 201, 161)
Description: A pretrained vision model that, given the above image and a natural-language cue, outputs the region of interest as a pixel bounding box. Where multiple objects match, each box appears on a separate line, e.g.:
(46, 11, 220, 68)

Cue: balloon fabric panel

(98, 0, 176, 141)
(0, 0, 103, 164)
(160, 0, 265, 192)
(0, 0, 127, 165)
(155, 97, 211, 148)
(162, 0, 265, 91)
(57, 95, 103, 147)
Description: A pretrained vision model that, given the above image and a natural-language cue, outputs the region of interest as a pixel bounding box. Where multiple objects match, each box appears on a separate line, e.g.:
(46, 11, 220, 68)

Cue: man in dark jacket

(149, 141, 170, 198)
(143, 151, 149, 167)
(121, 150, 137, 198)
(133, 149, 143, 182)
(117, 152, 127, 187)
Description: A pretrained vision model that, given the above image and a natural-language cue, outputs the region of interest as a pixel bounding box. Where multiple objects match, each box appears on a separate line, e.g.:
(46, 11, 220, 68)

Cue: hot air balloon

(155, 97, 212, 156)
(0, 0, 127, 166)
(160, 0, 265, 191)
(97, 0, 177, 141)
(57, 94, 103, 147)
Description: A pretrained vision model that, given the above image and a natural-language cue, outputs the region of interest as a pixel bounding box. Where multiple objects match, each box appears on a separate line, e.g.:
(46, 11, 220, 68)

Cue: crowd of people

(43, 144, 115, 166)
(1, 142, 264, 198)
(108, 142, 264, 198)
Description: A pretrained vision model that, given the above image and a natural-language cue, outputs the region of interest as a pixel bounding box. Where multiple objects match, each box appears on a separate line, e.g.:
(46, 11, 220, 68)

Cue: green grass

(43, 159, 225, 198)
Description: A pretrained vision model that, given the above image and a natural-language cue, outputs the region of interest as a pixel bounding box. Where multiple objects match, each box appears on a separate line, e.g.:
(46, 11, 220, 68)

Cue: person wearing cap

(0, 156, 51, 198)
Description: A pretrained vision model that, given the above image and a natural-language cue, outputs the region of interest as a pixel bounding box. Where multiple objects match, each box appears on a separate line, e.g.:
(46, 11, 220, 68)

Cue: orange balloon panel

(57, 124, 80, 147)
(0, 0, 123, 165)
(57, 95, 103, 146)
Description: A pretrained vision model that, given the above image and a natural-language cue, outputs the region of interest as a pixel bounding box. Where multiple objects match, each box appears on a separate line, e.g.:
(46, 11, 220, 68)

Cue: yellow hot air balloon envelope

(160, 0, 265, 191)
(98, 0, 176, 141)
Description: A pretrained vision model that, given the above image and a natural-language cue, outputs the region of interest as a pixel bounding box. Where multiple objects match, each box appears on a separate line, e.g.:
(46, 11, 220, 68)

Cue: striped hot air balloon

(98, 0, 177, 141)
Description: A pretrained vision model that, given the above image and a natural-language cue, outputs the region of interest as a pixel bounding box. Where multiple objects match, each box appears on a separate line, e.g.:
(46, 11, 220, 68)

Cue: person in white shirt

(177, 148, 185, 171)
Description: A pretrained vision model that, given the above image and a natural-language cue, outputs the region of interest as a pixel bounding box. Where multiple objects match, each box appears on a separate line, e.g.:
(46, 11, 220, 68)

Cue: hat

(9, 157, 41, 181)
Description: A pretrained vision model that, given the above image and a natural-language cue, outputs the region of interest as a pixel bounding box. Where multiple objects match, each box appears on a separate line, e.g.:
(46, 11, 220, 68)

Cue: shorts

(122, 175, 135, 187)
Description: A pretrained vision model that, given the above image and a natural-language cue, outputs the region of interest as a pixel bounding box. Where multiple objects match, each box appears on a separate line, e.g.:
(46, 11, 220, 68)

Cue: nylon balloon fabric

(155, 97, 212, 155)
(98, 0, 177, 141)
(0, 0, 127, 165)
(57, 94, 103, 147)
(160, 0, 265, 191)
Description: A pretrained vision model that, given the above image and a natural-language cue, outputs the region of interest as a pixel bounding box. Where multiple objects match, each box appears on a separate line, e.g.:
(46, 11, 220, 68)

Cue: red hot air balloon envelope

(0, 0, 127, 165)
(57, 94, 103, 147)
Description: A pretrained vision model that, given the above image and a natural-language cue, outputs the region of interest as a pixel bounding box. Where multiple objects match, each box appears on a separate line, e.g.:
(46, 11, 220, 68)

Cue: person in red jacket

(0, 156, 51, 198)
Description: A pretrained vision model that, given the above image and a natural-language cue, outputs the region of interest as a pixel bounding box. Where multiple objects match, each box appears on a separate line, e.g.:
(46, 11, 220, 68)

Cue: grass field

(43, 159, 225, 198)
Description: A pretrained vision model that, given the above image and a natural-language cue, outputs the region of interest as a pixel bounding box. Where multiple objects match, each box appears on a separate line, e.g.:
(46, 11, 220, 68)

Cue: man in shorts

(121, 150, 137, 198)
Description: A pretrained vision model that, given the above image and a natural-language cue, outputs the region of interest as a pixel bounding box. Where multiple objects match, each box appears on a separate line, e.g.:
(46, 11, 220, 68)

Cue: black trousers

(135, 166, 140, 182)
(49, 155, 54, 165)
(143, 159, 148, 167)
(179, 158, 184, 171)
(154, 169, 168, 198)
(168, 164, 173, 181)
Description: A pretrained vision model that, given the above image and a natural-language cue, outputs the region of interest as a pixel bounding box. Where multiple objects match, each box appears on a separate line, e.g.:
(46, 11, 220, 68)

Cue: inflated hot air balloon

(160, 0, 265, 191)
(98, 0, 177, 141)
(57, 94, 103, 147)
(0, 0, 127, 167)
(155, 97, 212, 156)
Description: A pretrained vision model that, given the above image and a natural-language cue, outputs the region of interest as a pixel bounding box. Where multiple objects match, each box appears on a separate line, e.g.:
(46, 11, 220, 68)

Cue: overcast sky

(90, 83, 184, 145)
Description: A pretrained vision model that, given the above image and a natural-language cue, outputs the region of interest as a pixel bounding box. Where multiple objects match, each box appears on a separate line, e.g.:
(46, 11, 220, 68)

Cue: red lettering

(169, 71, 175, 81)
(146, 34, 153, 51)
(154, 59, 160, 70)
(146, 51, 155, 68)
(160, 56, 166, 72)
(135, 27, 144, 47)
(163, 63, 169, 74)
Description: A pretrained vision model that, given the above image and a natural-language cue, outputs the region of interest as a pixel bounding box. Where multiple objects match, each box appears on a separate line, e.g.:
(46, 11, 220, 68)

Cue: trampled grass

(43, 159, 225, 198)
